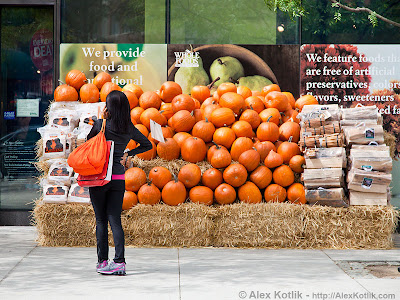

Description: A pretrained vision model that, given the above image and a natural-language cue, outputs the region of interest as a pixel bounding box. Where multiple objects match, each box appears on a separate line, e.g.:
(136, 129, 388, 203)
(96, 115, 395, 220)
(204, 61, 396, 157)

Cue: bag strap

(100, 119, 107, 133)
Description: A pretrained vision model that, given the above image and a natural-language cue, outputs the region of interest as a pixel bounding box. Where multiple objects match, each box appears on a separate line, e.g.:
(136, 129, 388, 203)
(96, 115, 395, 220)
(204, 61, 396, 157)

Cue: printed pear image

(210, 56, 244, 87)
(237, 75, 273, 92)
(174, 56, 210, 94)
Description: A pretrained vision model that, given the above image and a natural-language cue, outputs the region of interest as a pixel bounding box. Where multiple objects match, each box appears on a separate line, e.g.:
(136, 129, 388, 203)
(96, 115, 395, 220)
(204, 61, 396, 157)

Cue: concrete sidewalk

(0, 227, 399, 300)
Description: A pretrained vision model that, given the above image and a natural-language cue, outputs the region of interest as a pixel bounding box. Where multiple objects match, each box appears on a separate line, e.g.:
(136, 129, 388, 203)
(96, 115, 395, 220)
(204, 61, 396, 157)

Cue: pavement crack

(0, 244, 38, 285)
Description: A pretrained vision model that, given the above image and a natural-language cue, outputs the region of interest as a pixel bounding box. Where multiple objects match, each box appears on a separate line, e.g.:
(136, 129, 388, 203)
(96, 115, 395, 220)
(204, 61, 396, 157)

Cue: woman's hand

(120, 153, 129, 168)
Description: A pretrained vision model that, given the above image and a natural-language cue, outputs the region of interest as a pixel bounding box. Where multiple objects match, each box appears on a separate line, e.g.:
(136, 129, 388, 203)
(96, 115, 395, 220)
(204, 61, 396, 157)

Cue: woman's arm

(127, 125, 153, 156)
(86, 120, 101, 140)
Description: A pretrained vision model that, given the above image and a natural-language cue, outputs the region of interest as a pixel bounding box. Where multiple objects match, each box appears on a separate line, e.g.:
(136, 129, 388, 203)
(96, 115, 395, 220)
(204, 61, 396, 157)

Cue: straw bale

(383, 131, 396, 159)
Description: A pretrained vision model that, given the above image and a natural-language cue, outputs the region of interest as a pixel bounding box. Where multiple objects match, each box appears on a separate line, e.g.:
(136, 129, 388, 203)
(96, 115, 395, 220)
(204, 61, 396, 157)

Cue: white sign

(16, 98, 40, 117)
(150, 119, 165, 143)
(175, 50, 200, 67)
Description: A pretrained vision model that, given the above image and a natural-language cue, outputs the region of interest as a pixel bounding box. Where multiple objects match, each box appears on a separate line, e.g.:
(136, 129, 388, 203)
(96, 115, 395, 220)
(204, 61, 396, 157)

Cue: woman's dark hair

(105, 90, 131, 133)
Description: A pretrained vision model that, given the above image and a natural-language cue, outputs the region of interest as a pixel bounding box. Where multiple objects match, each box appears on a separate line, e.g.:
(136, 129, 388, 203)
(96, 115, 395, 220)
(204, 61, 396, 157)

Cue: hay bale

(383, 131, 396, 159)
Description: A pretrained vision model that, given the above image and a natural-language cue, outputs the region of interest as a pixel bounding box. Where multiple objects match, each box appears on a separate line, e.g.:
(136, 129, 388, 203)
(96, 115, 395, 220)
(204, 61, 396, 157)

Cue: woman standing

(87, 90, 152, 275)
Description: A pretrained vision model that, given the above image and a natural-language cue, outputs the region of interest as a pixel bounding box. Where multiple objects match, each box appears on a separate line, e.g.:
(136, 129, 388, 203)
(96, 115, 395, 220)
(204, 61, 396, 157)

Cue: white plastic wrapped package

(48, 101, 79, 114)
(38, 126, 67, 160)
(48, 109, 79, 132)
(67, 183, 91, 204)
(48, 159, 74, 185)
(42, 183, 69, 204)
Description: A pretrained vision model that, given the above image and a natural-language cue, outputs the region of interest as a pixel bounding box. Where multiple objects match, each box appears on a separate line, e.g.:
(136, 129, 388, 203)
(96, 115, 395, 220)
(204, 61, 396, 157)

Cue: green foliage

(368, 11, 378, 27)
(263, 0, 305, 19)
(334, 11, 342, 22)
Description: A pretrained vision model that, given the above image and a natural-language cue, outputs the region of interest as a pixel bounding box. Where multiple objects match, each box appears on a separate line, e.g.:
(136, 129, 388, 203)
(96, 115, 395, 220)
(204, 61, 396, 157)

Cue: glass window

(0, 6, 54, 210)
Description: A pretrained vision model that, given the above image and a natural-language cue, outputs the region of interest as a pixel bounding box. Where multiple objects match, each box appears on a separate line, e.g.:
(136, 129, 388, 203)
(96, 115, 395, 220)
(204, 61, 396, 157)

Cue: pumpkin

(262, 84, 281, 96)
(139, 91, 162, 110)
(210, 144, 232, 169)
(238, 181, 262, 204)
(295, 94, 318, 112)
(223, 163, 248, 187)
(160, 81, 182, 103)
(93, 72, 112, 90)
(214, 183, 236, 205)
(123, 90, 139, 109)
(219, 92, 245, 115)
(217, 82, 237, 96)
(273, 165, 295, 187)
(279, 121, 301, 143)
(212, 127, 236, 149)
(202, 168, 223, 190)
(264, 91, 288, 112)
(264, 184, 286, 203)
(54, 84, 78, 102)
(137, 181, 161, 205)
(264, 150, 283, 169)
(131, 107, 144, 124)
(289, 155, 305, 173)
(65, 69, 86, 90)
(201, 97, 218, 108)
(170, 110, 196, 132)
(125, 140, 137, 152)
(122, 191, 138, 210)
(256, 121, 279, 143)
(231, 121, 254, 138)
(162, 126, 175, 139)
(275, 140, 283, 149)
(253, 140, 276, 162)
(259, 108, 281, 125)
(140, 108, 167, 130)
(193, 108, 204, 123)
(277, 141, 301, 164)
(156, 138, 180, 160)
(249, 166, 272, 189)
(282, 92, 296, 109)
(193, 98, 201, 109)
(244, 96, 265, 113)
(134, 124, 149, 137)
(191, 85, 210, 103)
(238, 148, 260, 172)
(202, 102, 221, 121)
(125, 167, 147, 192)
(122, 83, 143, 99)
(207, 143, 228, 162)
(160, 103, 174, 120)
(178, 163, 201, 188)
(239, 109, 261, 130)
(148, 167, 172, 189)
(210, 107, 236, 128)
(173, 132, 192, 148)
(230, 137, 253, 161)
(162, 176, 187, 206)
(237, 86, 252, 100)
(189, 186, 213, 205)
(137, 140, 157, 160)
(79, 83, 99, 103)
(100, 82, 122, 102)
(281, 109, 300, 123)
(181, 137, 207, 163)
(192, 118, 215, 143)
(172, 94, 196, 113)
(213, 90, 220, 101)
(287, 183, 306, 204)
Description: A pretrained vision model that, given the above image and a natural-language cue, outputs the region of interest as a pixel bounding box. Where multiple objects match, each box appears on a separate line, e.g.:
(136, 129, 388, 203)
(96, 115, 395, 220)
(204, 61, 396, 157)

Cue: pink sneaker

(97, 261, 126, 275)
(96, 260, 108, 273)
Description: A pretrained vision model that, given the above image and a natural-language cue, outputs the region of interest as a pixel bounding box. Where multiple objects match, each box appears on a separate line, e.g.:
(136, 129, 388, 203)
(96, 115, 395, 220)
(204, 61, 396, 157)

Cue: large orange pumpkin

(256, 121, 279, 143)
(172, 94, 196, 113)
(230, 137, 253, 161)
(231, 121, 254, 138)
(207, 144, 228, 162)
(173, 132, 192, 148)
(80, 83, 99, 103)
(239, 109, 261, 130)
(264, 150, 283, 169)
(202, 168, 223, 190)
(237, 86, 252, 100)
(54, 84, 78, 102)
(100, 82, 122, 102)
(65, 69, 86, 90)
(217, 82, 237, 96)
(287, 183, 306, 204)
(213, 127, 236, 149)
(210, 144, 232, 169)
(138, 182, 161, 205)
(136, 140, 156, 160)
(223, 163, 248, 187)
(131, 107, 144, 124)
(134, 124, 149, 137)
(214, 183, 236, 205)
(262, 84, 281, 96)
(125, 167, 147, 192)
(93, 72, 111, 90)
(202, 102, 221, 121)
(139, 91, 162, 110)
(122, 191, 138, 210)
(193, 108, 203, 123)
(264, 184, 286, 203)
(265, 91, 288, 112)
(178, 163, 201, 188)
(149, 167, 172, 189)
(273, 165, 295, 187)
(238, 148, 260, 172)
(259, 108, 281, 125)
(189, 186, 213, 205)
(170, 110, 196, 132)
(162, 177, 186, 206)
(201, 97, 218, 109)
(277, 141, 301, 164)
(191, 85, 210, 103)
(278, 121, 300, 143)
(191, 118, 215, 143)
(210, 107, 236, 128)
(289, 155, 305, 173)
(245, 96, 265, 113)
(253, 140, 276, 162)
(156, 138, 180, 160)
(238, 181, 262, 204)
(160, 103, 174, 120)
(249, 166, 272, 189)
(219, 92, 245, 115)
(123, 90, 139, 109)
(282, 92, 296, 109)
(181, 137, 207, 163)
(122, 83, 143, 99)
(140, 108, 167, 130)
(281, 109, 300, 123)
(160, 81, 182, 103)
(295, 94, 318, 112)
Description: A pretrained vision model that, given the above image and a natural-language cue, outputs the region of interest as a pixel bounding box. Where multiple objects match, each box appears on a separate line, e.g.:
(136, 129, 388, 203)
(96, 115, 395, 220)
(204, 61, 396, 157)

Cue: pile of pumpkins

(55, 70, 319, 209)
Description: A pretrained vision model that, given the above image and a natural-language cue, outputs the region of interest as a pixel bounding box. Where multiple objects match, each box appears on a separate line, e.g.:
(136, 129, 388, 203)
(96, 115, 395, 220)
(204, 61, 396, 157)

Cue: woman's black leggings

(89, 180, 125, 263)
